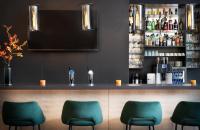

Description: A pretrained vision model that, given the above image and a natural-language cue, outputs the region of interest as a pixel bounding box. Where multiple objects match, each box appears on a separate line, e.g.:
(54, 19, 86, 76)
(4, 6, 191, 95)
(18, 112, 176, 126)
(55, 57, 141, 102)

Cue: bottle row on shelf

(145, 33, 184, 47)
(186, 44, 200, 51)
(186, 34, 200, 43)
(144, 50, 185, 57)
(145, 16, 182, 31)
(145, 7, 178, 16)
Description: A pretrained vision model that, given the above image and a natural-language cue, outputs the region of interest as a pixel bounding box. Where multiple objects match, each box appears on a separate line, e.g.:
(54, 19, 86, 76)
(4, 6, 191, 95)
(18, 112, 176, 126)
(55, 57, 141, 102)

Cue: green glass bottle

(151, 19, 155, 30)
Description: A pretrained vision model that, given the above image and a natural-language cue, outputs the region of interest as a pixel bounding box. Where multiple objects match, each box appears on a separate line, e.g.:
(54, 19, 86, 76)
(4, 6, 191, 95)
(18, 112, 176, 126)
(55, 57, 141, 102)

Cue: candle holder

(115, 80, 122, 86)
(39, 80, 46, 87)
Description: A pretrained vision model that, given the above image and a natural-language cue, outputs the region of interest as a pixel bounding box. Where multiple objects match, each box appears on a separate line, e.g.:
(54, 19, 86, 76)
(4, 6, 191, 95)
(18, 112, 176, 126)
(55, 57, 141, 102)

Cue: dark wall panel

(0, 0, 129, 84)
(0, 0, 199, 85)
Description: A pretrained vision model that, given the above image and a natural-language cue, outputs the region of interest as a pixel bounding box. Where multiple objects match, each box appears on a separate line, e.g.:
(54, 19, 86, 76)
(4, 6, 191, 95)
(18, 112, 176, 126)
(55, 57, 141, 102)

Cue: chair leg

(126, 124, 128, 130)
(181, 125, 184, 130)
(9, 126, 11, 130)
(92, 126, 95, 130)
(129, 125, 132, 130)
(15, 126, 17, 130)
(152, 126, 155, 130)
(175, 124, 177, 130)
(38, 125, 40, 130)
(68, 125, 71, 130)
(32, 125, 35, 130)
(149, 125, 151, 130)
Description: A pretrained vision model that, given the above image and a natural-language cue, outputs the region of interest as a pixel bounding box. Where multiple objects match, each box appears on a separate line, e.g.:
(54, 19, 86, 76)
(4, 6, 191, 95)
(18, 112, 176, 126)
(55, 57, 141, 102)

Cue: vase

(4, 62, 12, 86)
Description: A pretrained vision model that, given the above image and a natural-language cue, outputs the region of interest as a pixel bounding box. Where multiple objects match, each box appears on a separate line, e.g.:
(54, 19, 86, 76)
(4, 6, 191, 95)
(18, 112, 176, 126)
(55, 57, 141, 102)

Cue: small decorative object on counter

(39, 80, 46, 87)
(115, 80, 122, 86)
(87, 68, 94, 86)
(68, 67, 75, 86)
(0, 25, 27, 86)
(190, 80, 196, 86)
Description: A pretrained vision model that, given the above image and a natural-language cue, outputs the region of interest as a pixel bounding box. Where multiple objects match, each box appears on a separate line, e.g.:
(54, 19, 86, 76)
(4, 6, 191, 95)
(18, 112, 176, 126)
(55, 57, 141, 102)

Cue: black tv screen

(28, 10, 98, 51)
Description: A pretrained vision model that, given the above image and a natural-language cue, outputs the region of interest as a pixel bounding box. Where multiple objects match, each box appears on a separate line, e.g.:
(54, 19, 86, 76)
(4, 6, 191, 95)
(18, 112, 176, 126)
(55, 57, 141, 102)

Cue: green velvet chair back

(120, 101, 162, 125)
(2, 101, 45, 126)
(61, 100, 103, 126)
(171, 101, 200, 124)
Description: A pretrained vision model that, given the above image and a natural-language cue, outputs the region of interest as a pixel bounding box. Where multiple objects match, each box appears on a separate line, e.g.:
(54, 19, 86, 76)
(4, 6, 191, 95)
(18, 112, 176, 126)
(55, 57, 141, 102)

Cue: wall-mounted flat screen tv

(28, 10, 98, 51)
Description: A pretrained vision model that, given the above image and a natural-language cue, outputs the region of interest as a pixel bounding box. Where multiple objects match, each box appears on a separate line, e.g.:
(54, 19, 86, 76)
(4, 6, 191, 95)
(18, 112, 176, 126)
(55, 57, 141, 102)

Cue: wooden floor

(0, 89, 199, 130)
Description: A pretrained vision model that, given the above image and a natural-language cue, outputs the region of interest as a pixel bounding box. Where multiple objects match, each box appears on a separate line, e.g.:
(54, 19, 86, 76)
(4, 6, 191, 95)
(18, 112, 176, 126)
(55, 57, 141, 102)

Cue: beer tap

(87, 67, 94, 86)
(68, 67, 75, 86)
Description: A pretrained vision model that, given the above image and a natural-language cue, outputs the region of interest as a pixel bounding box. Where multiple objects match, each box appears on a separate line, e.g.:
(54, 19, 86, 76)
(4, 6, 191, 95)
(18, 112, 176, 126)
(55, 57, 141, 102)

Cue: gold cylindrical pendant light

(29, 5, 39, 31)
(186, 4, 195, 30)
(134, 5, 143, 30)
(82, 4, 92, 31)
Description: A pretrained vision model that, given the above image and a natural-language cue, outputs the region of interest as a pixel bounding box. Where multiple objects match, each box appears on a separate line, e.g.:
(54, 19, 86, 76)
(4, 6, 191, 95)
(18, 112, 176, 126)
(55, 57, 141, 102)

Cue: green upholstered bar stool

(2, 101, 45, 130)
(171, 101, 200, 130)
(120, 101, 162, 130)
(61, 100, 103, 130)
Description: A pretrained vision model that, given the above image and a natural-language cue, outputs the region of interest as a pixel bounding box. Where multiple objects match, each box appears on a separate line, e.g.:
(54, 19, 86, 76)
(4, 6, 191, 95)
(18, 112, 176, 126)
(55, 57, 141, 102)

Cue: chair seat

(128, 118, 155, 126)
(130, 120, 155, 126)
(7, 120, 34, 126)
(180, 118, 200, 126)
(68, 119, 94, 126)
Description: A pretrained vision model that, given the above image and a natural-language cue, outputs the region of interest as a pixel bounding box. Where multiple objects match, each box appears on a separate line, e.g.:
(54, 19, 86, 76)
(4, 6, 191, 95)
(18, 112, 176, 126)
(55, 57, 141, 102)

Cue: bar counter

(0, 83, 199, 90)
(0, 84, 199, 130)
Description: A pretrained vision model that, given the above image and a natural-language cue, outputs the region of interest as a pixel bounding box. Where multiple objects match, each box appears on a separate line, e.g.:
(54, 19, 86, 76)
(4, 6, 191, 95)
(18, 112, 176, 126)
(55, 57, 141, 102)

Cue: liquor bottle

(151, 19, 155, 30)
(168, 20, 173, 30)
(151, 34, 155, 46)
(164, 21, 168, 30)
(179, 33, 184, 46)
(155, 34, 160, 46)
(155, 19, 160, 30)
(163, 34, 167, 46)
(129, 22, 132, 33)
(147, 19, 152, 31)
(163, 8, 166, 15)
(169, 8, 172, 15)
(145, 16, 149, 30)
(129, 6, 134, 17)
(179, 18, 184, 31)
(159, 35, 163, 46)
(172, 36, 176, 46)
(167, 35, 172, 46)
(175, 33, 180, 46)
(175, 8, 178, 15)
(161, 19, 164, 30)
(161, 15, 167, 30)
(174, 20, 178, 30)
